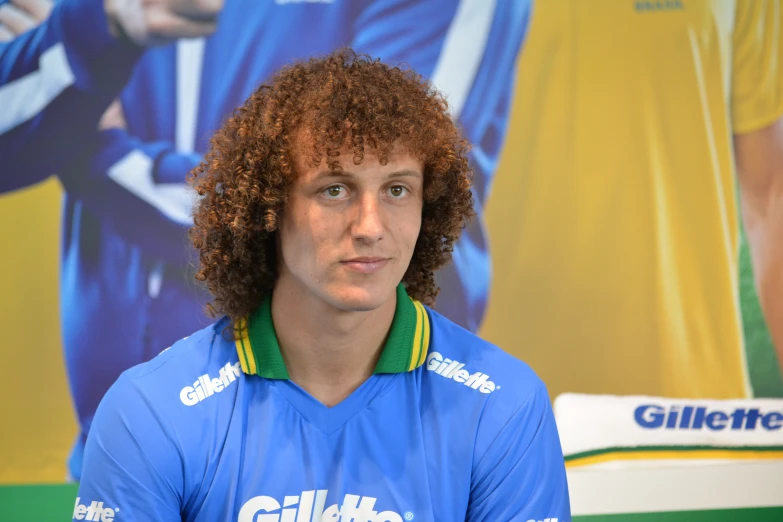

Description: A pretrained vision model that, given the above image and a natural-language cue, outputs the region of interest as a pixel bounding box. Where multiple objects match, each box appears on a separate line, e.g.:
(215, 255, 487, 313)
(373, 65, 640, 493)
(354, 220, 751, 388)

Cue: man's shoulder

(109, 319, 242, 409)
(423, 307, 545, 402)
(124, 320, 225, 376)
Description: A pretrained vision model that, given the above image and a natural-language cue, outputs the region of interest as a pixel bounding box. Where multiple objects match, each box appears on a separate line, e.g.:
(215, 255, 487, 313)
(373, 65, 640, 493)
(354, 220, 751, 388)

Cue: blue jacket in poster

(0, 0, 141, 187)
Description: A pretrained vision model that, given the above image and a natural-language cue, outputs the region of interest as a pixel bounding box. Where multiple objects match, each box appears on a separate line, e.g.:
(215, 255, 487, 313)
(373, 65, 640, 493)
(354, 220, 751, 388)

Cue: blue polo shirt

(74, 285, 570, 521)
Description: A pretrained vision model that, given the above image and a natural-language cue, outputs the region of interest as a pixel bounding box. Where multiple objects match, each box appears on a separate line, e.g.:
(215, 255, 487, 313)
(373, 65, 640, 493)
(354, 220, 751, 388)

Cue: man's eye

(324, 186, 344, 198)
(389, 186, 407, 197)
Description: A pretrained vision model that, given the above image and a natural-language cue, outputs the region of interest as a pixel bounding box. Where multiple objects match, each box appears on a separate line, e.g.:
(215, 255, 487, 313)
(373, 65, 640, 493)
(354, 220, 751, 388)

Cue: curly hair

(188, 48, 474, 324)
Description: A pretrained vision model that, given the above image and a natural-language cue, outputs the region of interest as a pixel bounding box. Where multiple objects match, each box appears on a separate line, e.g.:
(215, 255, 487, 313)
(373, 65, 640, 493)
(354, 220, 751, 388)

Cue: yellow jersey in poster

(482, 0, 783, 399)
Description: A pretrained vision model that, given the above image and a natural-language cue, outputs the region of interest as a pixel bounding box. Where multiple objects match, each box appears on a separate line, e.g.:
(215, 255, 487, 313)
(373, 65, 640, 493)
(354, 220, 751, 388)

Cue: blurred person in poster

(0, 0, 223, 181)
(1, 0, 530, 480)
(482, 0, 783, 400)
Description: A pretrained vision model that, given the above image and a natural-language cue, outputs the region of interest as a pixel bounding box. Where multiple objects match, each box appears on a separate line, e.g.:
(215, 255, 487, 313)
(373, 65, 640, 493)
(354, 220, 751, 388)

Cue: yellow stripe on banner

(565, 450, 783, 469)
(409, 299, 424, 371)
(417, 301, 430, 367)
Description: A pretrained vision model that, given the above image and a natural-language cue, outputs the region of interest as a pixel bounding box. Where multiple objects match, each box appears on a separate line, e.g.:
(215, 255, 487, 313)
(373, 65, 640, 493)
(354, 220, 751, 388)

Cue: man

(44, 0, 529, 480)
(0, 0, 223, 188)
(73, 50, 570, 522)
(481, 0, 783, 399)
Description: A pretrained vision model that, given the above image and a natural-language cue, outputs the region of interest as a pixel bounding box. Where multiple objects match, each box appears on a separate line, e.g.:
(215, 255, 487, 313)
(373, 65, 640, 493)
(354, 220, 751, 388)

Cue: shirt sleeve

(74, 372, 184, 521)
(731, 0, 783, 134)
(467, 380, 571, 522)
(0, 0, 142, 191)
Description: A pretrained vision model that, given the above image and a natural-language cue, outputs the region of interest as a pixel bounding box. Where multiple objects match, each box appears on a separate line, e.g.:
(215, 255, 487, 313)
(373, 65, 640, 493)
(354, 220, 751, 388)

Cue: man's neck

(270, 286, 397, 407)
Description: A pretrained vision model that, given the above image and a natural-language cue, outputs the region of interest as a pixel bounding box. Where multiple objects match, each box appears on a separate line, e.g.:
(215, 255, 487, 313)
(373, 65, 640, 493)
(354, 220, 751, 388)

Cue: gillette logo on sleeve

(180, 361, 242, 406)
(425, 352, 498, 394)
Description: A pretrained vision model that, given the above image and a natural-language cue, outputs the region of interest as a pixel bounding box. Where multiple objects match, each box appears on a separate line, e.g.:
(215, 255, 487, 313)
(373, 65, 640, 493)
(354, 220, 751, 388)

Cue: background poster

(480, 0, 783, 401)
(1, 0, 781, 499)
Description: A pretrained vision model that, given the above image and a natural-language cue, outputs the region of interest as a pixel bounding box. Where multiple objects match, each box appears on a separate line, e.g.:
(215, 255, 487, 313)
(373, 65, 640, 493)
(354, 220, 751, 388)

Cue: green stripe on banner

(565, 444, 783, 461)
(577, 506, 783, 522)
(0, 484, 78, 522)
(0, 484, 781, 521)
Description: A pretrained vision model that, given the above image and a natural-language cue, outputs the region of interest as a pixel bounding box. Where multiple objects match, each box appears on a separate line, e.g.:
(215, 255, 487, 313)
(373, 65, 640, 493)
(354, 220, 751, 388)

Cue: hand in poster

(104, 0, 225, 47)
(0, 0, 53, 41)
(99, 99, 127, 131)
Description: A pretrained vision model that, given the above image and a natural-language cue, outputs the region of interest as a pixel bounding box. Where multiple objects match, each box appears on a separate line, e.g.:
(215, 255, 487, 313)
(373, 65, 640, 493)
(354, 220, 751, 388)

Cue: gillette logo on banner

(635, 404, 783, 431)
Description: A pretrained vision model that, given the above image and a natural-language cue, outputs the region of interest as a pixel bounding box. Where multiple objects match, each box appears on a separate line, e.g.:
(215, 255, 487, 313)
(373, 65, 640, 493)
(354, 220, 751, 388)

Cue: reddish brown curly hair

(188, 48, 474, 323)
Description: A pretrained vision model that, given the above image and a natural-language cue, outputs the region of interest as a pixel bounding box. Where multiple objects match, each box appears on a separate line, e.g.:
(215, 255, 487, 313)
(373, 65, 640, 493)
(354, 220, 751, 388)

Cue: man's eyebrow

(386, 169, 423, 180)
(312, 169, 423, 181)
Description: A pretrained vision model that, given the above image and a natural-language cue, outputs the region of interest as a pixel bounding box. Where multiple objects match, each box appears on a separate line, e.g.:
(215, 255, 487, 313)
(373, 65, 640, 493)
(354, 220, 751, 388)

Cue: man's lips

(341, 257, 390, 274)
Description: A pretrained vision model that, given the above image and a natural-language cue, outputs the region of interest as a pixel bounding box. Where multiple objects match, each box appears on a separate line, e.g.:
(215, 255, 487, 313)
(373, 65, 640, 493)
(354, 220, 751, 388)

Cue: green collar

(234, 284, 430, 378)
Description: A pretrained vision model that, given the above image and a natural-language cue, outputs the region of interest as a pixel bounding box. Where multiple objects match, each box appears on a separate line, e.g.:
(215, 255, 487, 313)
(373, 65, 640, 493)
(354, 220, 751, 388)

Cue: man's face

(275, 144, 424, 312)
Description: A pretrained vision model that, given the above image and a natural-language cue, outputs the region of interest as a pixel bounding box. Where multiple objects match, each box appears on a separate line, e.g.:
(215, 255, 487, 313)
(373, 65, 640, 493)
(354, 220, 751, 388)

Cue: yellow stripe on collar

(234, 318, 258, 375)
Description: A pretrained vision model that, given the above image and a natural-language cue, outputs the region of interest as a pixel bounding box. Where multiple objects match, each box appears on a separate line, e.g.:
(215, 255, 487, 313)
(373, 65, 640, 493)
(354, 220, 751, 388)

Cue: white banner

(553, 394, 783, 469)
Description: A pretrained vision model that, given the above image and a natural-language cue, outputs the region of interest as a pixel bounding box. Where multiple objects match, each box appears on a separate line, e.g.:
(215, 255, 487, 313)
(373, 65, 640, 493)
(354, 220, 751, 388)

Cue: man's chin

(326, 283, 396, 313)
